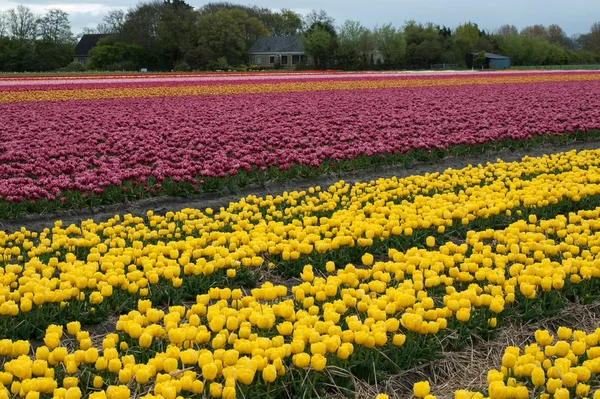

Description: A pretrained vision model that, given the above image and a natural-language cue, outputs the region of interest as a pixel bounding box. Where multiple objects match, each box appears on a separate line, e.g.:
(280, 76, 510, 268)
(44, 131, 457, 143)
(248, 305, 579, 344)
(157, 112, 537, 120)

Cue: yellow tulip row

(2, 149, 600, 338)
(2, 199, 600, 398)
(414, 325, 600, 399)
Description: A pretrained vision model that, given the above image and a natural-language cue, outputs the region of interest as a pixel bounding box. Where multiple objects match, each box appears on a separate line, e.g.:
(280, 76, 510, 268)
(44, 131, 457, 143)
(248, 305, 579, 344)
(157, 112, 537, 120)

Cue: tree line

(1, 0, 599, 72)
(0, 6, 76, 71)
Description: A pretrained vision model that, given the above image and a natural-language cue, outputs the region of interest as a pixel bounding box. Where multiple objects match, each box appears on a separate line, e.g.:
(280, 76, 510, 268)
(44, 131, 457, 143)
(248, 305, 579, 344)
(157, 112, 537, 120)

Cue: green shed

(471, 52, 511, 70)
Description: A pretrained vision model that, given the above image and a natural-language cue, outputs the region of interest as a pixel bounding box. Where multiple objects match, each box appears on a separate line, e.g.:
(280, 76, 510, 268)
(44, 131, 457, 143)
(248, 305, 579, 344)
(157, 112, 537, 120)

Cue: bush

(102, 61, 138, 71)
(207, 56, 229, 71)
(57, 61, 85, 73)
(173, 61, 191, 72)
(294, 62, 312, 71)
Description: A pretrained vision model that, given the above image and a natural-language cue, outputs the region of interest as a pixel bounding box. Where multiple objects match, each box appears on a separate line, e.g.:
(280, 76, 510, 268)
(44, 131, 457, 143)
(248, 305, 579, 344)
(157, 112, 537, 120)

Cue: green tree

(404, 21, 442, 68)
(373, 24, 406, 68)
(582, 22, 600, 53)
(271, 9, 302, 36)
(336, 20, 366, 69)
(197, 9, 267, 66)
(199, 3, 301, 37)
(156, 0, 197, 69)
(454, 22, 480, 66)
(0, 37, 36, 71)
(119, 1, 163, 49)
(303, 9, 335, 34)
(184, 46, 215, 70)
(34, 40, 75, 70)
(303, 25, 336, 69)
(88, 42, 147, 70)
(474, 50, 486, 68)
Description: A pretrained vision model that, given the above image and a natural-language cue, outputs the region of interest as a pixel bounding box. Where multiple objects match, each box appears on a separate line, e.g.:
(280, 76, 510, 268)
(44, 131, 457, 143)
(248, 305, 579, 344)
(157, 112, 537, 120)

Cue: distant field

(511, 64, 600, 70)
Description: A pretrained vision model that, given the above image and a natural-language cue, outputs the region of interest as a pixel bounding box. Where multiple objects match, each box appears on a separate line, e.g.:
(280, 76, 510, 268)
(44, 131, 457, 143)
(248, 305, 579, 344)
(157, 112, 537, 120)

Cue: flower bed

(0, 150, 600, 398)
(0, 72, 600, 216)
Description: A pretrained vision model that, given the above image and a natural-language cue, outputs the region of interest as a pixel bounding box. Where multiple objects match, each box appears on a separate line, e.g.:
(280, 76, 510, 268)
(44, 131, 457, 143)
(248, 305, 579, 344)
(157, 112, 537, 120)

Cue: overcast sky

(1, 0, 598, 36)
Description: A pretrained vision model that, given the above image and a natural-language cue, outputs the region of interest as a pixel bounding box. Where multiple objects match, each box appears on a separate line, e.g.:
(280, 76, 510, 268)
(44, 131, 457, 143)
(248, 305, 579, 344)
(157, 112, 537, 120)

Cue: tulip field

(2, 71, 600, 399)
(1, 71, 600, 216)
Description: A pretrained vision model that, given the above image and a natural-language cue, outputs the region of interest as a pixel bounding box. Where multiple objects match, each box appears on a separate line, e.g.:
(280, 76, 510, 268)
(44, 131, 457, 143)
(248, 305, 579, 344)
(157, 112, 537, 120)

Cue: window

(292, 55, 300, 65)
(269, 56, 275, 64)
(281, 55, 288, 66)
(255, 55, 262, 65)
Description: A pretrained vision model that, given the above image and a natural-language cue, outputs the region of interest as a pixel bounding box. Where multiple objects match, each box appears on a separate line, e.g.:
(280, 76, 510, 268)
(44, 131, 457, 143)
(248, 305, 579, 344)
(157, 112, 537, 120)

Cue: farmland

(1, 70, 600, 399)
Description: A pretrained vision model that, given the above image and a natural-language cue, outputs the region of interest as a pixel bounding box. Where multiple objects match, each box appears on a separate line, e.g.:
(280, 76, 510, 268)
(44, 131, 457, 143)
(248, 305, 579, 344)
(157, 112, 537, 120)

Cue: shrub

(57, 62, 85, 73)
(173, 61, 191, 72)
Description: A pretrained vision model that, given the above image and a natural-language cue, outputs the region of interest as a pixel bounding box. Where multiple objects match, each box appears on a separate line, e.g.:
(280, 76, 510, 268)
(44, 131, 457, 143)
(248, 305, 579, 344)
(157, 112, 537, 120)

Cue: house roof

(249, 36, 304, 53)
(74, 34, 109, 57)
(472, 52, 510, 60)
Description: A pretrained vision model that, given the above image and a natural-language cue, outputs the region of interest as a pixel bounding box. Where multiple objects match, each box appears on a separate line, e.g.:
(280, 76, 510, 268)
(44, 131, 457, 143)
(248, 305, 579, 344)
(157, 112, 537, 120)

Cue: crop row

(1, 72, 600, 103)
(3, 148, 600, 336)
(0, 71, 593, 93)
(0, 148, 599, 335)
(1, 74, 600, 214)
(2, 199, 600, 398)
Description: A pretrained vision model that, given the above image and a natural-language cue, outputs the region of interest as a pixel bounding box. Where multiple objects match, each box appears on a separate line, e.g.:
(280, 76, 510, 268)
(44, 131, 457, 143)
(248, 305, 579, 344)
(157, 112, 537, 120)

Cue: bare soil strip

(337, 301, 600, 399)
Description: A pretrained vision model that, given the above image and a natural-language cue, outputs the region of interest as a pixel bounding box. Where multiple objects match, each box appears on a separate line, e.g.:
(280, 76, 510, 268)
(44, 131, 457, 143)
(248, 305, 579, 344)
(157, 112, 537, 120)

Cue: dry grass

(348, 301, 600, 399)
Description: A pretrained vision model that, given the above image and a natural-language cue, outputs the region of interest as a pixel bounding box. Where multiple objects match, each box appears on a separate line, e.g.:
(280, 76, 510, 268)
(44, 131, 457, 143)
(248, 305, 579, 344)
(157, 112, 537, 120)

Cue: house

(248, 36, 309, 69)
(471, 52, 511, 70)
(74, 34, 108, 66)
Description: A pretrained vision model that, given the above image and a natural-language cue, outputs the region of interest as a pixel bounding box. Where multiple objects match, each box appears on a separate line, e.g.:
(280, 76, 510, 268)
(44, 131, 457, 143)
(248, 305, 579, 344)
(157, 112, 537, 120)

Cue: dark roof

(74, 34, 109, 57)
(472, 52, 510, 60)
(249, 36, 304, 53)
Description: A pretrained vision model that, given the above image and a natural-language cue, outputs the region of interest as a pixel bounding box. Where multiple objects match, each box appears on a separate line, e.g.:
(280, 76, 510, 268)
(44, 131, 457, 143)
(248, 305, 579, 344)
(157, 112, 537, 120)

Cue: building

(471, 52, 511, 70)
(249, 36, 309, 69)
(74, 34, 108, 66)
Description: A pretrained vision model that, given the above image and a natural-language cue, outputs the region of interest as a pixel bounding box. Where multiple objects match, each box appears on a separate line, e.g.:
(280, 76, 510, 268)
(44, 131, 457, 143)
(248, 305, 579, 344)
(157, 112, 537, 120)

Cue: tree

(97, 10, 127, 34)
(547, 24, 566, 45)
(497, 24, 518, 37)
(0, 12, 8, 37)
(303, 9, 335, 34)
(522, 24, 547, 38)
(271, 9, 302, 36)
(184, 46, 215, 69)
(337, 20, 366, 69)
(155, 0, 198, 68)
(474, 50, 486, 68)
(89, 42, 146, 70)
(374, 24, 406, 68)
(303, 25, 336, 69)
(582, 22, 600, 52)
(404, 21, 443, 68)
(119, 1, 163, 48)
(198, 4, 300, 37)
(454, 22, 480, 65)
(38, 9, 73, 44)
(197, 9, 268, 66)
(7, 6, 37, 41)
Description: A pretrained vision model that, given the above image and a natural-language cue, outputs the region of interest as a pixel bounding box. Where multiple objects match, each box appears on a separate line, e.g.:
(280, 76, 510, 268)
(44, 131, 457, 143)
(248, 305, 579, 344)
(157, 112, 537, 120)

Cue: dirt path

(2, 139, 600, 233)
